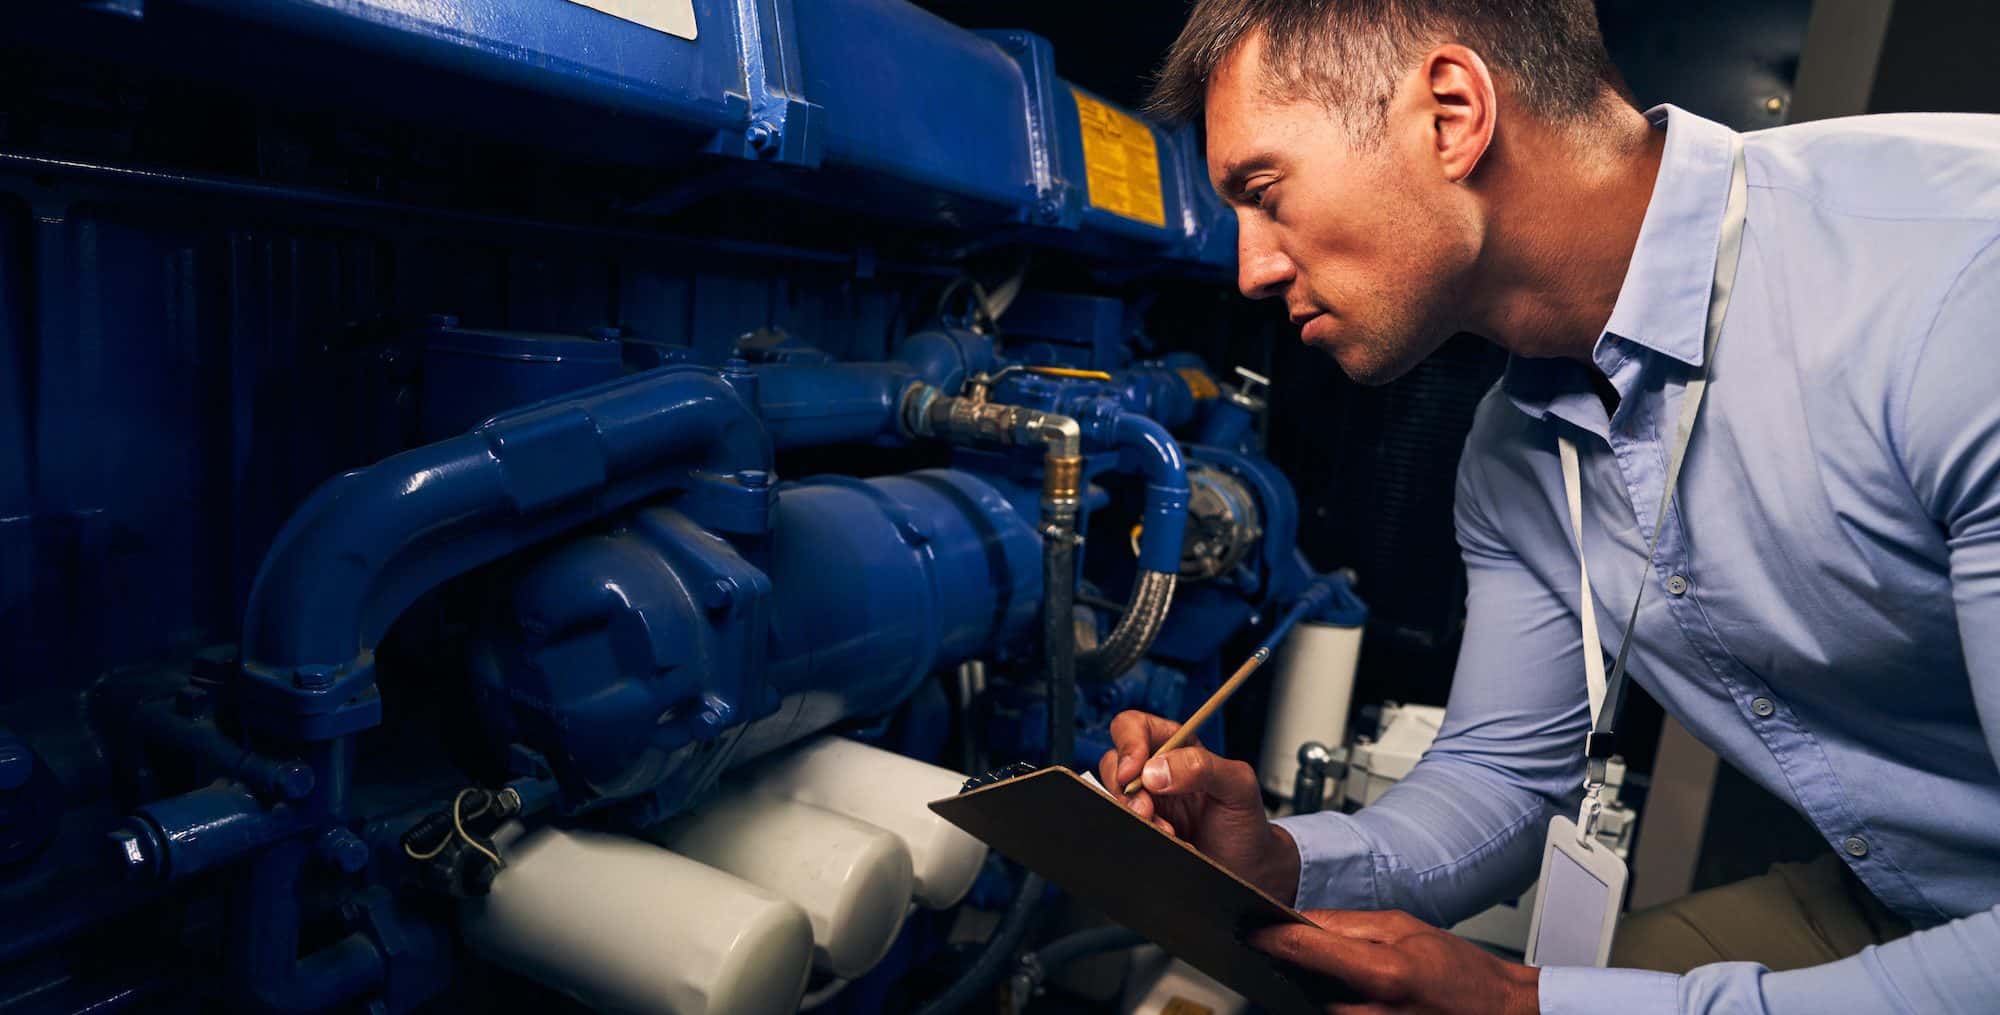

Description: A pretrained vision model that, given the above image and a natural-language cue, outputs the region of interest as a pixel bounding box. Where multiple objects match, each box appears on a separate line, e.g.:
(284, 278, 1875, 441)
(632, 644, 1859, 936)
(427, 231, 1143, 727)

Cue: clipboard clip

(959, 761, 1043, 794)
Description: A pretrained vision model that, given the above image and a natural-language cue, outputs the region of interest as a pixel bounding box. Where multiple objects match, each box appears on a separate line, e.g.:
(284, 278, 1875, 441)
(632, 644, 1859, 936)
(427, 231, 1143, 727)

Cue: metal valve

(1292, 741, 1336, 813)
(1228, 366, 1270, 412)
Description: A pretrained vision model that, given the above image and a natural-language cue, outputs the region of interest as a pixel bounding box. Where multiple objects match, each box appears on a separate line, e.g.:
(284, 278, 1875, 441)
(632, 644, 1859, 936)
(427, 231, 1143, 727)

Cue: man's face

(1206, 33, 1481, 385)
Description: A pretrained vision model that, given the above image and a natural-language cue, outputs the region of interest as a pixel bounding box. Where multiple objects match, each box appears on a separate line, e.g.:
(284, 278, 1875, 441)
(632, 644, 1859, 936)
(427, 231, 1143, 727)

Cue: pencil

(1121, 645, 1273, 794)
(1117, 576, 1350, 796)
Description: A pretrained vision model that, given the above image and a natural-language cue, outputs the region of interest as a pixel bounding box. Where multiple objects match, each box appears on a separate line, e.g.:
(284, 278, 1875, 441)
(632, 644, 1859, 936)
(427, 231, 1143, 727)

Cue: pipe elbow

(1027, 413, 1082, 459)
(1111, 413, 1190, 575)
(239, 366, 771, 727)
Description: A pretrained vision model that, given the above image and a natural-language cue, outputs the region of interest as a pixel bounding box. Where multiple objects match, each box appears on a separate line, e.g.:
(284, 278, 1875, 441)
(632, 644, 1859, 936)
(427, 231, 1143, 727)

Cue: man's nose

(1236, 216, 1294, 300)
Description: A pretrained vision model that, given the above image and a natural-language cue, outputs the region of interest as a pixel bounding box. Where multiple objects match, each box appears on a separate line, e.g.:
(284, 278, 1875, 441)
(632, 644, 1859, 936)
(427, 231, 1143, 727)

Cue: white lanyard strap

(1560, 138, 1748, 823)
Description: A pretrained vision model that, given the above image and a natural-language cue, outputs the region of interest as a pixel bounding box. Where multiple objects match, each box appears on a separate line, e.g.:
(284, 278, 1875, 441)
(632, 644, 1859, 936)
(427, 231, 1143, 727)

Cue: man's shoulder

(1457, 382, 1542, 487)
(1746, 113, 2000, 224)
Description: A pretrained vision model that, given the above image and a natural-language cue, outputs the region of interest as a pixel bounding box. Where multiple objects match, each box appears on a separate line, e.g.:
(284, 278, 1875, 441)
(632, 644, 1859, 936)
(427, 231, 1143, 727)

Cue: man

(1098, 2, 2000, 1013)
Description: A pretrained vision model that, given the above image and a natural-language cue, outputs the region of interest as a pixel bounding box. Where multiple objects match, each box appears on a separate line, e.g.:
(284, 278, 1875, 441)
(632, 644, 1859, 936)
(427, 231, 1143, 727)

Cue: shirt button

(1665, 574, 1690, 596)
(1843, 836, 1870, 858)
(1751, 697, 1775, 718)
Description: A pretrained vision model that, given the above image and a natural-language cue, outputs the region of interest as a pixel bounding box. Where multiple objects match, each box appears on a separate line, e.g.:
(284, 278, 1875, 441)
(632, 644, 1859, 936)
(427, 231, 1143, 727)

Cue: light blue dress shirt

(1273, 105, 2000, 1013)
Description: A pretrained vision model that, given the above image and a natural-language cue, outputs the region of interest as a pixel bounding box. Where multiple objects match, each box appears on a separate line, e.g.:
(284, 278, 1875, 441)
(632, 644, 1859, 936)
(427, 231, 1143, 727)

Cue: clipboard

(929, 766, 1326, 1015)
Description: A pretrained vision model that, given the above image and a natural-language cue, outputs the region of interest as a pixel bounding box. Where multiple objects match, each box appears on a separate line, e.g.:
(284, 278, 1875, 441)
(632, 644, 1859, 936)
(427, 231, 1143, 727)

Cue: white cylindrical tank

(649, 792, 915, 978)
(738, 736, 987, 909)
(462, 825, 813, 1015)
(1258, 619, 1365, 802)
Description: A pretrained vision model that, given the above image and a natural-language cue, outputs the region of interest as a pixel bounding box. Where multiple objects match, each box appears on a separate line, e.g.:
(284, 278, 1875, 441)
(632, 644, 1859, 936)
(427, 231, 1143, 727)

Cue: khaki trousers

(1610, 853, 1913, 974)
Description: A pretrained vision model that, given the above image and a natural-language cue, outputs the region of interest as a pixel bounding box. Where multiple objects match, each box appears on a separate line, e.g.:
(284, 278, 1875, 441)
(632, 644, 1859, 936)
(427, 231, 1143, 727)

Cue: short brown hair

(1148, 0, 1611, 134)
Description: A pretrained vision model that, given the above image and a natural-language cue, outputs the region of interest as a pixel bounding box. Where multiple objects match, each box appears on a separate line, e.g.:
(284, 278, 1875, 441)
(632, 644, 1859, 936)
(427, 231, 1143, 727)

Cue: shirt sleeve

(1274, 393, 1592, 925)
(1542, 230, 2000, 1015)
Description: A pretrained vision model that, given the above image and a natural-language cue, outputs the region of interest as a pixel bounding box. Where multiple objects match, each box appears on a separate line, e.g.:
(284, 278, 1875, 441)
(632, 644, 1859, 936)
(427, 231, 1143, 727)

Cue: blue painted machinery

(0, 2, 1364, 1012)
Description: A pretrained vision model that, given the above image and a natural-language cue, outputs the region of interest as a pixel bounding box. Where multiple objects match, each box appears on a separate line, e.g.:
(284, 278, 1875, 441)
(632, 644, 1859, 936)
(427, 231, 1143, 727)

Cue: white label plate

(565, 0, 698, 41)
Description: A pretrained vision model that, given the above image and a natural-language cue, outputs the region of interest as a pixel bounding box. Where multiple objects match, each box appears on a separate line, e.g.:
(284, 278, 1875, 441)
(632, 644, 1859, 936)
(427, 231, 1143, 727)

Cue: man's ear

(1420, 44, 1497, 183)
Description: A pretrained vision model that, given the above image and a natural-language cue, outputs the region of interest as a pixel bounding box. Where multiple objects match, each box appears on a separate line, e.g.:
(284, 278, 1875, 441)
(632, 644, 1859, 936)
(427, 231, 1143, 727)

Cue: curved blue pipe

(1113, 413, 1191, 574)
(893, 327, 997, 392)
(753, 362, 918, 448)
(237, 365, 771, 738)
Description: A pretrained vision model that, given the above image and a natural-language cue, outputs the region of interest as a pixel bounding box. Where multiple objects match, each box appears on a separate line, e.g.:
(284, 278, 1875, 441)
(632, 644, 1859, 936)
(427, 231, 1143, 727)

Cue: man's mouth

(1291, 311, 1331, 344)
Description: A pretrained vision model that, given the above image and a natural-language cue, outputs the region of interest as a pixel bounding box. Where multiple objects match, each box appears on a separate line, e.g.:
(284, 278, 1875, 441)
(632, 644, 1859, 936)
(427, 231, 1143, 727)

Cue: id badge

(1523, 815, 1628, 967)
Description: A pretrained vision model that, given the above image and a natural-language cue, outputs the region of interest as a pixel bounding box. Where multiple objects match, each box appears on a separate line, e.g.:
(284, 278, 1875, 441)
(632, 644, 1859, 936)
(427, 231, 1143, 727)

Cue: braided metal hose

(1078, 569, 1177, 682)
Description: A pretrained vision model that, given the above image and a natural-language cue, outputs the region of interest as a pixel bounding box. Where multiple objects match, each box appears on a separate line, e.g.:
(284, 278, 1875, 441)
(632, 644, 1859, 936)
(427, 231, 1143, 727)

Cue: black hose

(1029, 925, 1147, 972)
(909, 873, 1047, 1015)
(1043, 525, 1078, 769)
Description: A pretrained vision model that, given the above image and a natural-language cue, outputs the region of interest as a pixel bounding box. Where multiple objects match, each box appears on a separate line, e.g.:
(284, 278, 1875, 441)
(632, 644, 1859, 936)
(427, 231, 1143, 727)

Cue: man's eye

(1246, 186, 1269, 208)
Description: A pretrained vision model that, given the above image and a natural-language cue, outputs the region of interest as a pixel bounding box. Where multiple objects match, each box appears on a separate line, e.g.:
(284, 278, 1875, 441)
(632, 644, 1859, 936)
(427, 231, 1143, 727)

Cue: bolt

(1765, 96, 1785, 115)
(292, 665, 337, 692)
(1000, 32, 1028, 53)
(703, 578, 736, 612)
(1035, 195, 1063, 224)
(318, 828, 371, 874)
(0, 736, 30, 791)
(273, 761, 316, 801)
(108, 825, 157, 881)
(745, 120, 779, 155)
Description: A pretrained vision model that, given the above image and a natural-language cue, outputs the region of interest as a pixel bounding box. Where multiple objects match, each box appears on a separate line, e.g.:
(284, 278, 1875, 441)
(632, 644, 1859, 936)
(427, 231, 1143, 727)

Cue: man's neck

(1463, 101, 1667, 365)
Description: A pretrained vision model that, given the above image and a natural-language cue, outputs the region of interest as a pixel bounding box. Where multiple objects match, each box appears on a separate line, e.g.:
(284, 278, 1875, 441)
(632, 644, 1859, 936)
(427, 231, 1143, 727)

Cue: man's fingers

(1106, 711, 1196, 785)
(1248, 923, 1404, 999)
(1139, 746, 1260, 813)
(1299, 909, 1425, 943)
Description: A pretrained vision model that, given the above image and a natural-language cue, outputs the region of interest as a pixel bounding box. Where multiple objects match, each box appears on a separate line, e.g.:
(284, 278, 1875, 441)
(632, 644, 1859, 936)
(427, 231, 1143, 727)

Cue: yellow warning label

(1160, 999, 1215, 1015)
(1176, 367, 1220, 400)
(1073, 88, 1167, 228)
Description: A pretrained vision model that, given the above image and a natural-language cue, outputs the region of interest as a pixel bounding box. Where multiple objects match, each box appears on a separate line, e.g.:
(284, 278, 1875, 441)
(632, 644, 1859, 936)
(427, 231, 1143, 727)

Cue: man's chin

(1322, 339, 1422, 387)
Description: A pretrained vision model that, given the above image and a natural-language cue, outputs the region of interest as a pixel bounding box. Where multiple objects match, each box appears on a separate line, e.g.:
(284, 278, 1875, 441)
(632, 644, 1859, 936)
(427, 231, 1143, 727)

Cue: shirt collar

(1503, 104, 1740, 420)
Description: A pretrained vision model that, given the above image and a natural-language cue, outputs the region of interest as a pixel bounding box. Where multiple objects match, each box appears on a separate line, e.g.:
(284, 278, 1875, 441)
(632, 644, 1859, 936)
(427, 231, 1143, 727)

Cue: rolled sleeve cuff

(1539, 966, 1679, 1015)
(1271, 811, 1380, 911)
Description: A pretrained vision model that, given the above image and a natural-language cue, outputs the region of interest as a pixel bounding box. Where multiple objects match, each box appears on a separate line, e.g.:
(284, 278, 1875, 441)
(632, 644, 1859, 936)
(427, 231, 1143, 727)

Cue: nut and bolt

(273, 761, 316, 801)
(703, 578, 737, 612)
(317, 828, 371, 874)
(292, 664, 337, 691)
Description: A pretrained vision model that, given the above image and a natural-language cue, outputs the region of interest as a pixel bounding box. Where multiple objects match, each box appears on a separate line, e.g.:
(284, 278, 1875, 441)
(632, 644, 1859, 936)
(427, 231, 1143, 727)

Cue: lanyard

(1558, 137, 1747, 843)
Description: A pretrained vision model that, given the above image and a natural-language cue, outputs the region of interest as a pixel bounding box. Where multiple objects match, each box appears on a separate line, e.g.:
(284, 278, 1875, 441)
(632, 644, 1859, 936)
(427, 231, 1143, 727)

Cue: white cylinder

(738, 736, 987, 909)
(462, 826, 813, 1015)
(649, 792, 915, 978)
(1259, 620, 1365, 801)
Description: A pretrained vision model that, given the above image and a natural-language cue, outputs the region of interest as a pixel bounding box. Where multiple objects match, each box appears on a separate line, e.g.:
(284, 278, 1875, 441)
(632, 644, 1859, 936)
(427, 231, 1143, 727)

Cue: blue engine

(0, 3, 1363, 1012)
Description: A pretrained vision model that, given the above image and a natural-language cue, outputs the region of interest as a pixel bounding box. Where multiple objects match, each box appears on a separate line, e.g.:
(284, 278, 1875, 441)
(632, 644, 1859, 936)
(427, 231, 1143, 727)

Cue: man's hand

(1252, 909, 1540, 1015)
(1097, 709, 1300, 901)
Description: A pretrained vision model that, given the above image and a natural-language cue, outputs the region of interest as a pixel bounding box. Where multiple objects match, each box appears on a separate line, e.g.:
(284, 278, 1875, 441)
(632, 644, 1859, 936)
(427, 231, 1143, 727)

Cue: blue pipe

(893, 328, 998, 392)
(1258, 576, 1353, 656)
(753, 362, 918, 449)
(236, 365, 772, 740)
(228, 838, 386, 1014)
(1113, 413, 1191, 575)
